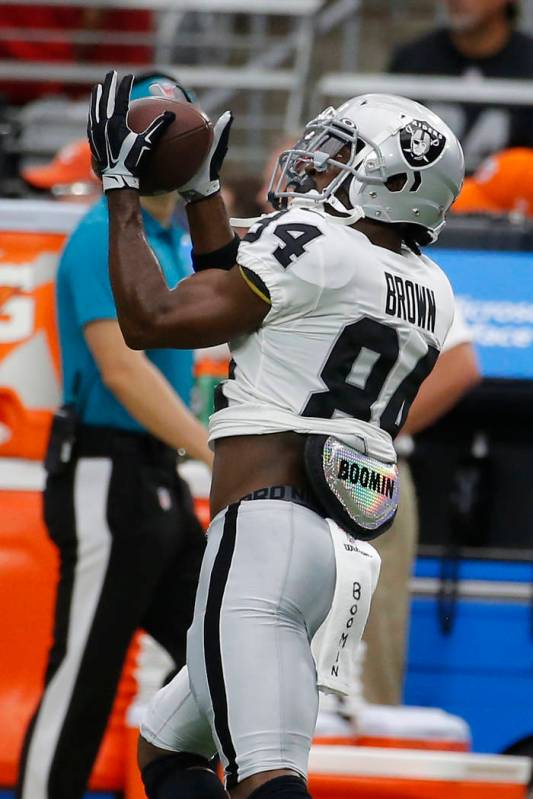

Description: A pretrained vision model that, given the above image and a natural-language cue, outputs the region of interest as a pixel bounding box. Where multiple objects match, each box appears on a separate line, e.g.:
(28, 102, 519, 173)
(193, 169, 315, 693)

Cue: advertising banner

(433, 248, 533, 381)
(0, 200, 85, 459)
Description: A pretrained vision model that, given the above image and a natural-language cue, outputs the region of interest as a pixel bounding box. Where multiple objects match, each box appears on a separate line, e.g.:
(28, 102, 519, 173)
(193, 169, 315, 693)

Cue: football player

(88, 72, 464, 799)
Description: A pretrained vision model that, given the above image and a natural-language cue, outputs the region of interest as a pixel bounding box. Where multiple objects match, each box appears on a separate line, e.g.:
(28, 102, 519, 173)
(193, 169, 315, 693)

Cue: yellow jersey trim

(239, 265, 272, 306)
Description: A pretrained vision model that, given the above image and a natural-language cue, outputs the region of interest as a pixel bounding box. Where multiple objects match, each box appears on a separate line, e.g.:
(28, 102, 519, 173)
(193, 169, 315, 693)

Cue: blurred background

(1, 2, 533, 798)
(0, 0, 531, 187)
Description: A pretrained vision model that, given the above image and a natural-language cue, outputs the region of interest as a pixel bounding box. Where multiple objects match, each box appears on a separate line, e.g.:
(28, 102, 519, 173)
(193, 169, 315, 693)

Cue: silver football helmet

(268, 94, 465, 242)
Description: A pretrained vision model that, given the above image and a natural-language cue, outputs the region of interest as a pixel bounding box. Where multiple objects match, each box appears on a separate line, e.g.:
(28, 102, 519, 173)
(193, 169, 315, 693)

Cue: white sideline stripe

(0, 199, 87, 232)
(0, 457, 213, 500)
(21, 459, 113, 799)
(309, 745, 532, 784)
(0, 458, 45, 490)
(411, 576, 532, 602)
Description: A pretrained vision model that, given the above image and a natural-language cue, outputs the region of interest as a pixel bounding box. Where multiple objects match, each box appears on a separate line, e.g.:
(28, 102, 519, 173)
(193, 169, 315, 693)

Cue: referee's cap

(130, 71, 194, 103)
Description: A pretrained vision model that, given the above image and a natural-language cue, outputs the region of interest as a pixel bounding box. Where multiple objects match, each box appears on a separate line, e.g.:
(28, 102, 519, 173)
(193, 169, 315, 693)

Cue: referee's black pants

(16, 426, 206, 799)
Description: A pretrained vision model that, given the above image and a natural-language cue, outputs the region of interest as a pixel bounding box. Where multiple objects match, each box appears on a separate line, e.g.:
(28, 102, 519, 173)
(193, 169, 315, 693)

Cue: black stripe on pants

(204, 502, 240, 787)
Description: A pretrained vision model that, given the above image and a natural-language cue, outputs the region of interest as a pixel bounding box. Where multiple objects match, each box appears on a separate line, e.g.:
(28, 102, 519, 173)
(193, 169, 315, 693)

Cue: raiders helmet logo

(400, 120, 446, 168)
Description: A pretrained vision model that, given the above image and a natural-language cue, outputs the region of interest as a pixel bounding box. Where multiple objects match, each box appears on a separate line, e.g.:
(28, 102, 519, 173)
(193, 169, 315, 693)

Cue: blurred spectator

(0, 5, 153, 104)
(21, 139, 101, 203)
(223, 174, 263, 220)
(362, 313, 480, 705)
(389, 1, 533, 171)
(452, 146, 533, 215)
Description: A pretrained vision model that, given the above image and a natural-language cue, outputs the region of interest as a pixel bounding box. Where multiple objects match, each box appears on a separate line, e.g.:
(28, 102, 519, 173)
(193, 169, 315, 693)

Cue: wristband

(191, 234, 240, 272)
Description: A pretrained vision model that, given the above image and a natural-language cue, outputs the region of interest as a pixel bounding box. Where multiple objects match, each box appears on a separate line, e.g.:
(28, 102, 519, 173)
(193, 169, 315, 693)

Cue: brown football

(126, 97, 213, 195)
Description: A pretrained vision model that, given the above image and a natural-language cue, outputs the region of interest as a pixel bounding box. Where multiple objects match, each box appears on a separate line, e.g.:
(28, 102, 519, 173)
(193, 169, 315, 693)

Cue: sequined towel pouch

(304, 434, 400, 541)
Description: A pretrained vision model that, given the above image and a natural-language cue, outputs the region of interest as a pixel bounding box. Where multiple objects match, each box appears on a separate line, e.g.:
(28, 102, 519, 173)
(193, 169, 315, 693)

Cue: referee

(16, 74, 211, 799)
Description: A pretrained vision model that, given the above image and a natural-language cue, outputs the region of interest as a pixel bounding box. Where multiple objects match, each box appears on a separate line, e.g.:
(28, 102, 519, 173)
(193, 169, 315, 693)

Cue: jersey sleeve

(236, 209, 329, 323)
(61, 214, 117, 327)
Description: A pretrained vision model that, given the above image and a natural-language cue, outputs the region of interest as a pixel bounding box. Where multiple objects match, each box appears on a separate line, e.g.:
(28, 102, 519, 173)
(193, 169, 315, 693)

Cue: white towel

(311, 519, 381, 697)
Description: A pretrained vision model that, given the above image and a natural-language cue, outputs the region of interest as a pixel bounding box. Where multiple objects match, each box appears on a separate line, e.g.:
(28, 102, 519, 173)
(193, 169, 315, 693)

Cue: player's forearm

(107, 189, 173, 348)
(104, 354, 213, 467)
(107, 189, 266, 350)
(107, 190, 237, 350)
(186, 193, 235, 255)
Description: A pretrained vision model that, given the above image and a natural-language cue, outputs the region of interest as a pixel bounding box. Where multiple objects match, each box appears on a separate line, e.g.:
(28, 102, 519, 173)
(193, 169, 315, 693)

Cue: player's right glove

(178, 111, 233, 203)
(88, 70, 175, 192)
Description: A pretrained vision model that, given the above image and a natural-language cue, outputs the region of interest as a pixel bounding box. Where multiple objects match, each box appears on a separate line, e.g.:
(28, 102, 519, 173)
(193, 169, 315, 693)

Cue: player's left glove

(88, 70, 175, 192)
(178, 111, 233, 203)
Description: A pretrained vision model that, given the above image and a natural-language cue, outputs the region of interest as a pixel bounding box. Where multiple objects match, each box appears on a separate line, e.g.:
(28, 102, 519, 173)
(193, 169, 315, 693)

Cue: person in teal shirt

(57, 193, 195, 430)
(16, 74, 212, 799)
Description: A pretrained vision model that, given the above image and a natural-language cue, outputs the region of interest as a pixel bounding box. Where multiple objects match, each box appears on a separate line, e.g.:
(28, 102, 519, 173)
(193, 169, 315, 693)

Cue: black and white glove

(178, 111, 233, 203)
(88, 70, 175, 192)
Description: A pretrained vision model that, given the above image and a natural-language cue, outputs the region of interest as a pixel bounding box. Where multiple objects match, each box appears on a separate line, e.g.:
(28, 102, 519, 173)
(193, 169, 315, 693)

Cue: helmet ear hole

(385, 173, 408, 193)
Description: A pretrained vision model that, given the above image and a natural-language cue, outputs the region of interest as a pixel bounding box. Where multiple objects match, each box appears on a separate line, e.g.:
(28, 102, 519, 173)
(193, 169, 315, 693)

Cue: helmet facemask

(267, 106, 408, 225)
(268, 109, 363, 216)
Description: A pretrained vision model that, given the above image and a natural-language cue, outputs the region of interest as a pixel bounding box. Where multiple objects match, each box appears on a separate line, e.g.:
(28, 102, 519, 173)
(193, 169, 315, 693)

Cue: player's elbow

(121, 318, 178, 350)
(113, 294, 165, 349)
(122, 307, 199, 349)
(122, 331, 145, 350)
(116, 315, 153, 350)
(115, 292, 177, 348)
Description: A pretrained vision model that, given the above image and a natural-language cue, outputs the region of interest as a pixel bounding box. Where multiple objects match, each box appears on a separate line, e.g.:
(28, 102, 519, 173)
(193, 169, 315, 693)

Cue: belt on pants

(239, 484, 322, 515)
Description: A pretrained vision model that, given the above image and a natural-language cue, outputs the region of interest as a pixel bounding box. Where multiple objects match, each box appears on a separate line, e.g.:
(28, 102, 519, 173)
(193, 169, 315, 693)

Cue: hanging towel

(311, 519, 381, 696)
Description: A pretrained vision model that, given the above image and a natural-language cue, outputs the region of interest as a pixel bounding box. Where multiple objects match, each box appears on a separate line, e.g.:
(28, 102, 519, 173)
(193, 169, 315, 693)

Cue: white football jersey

(209, 204, 455, 463)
